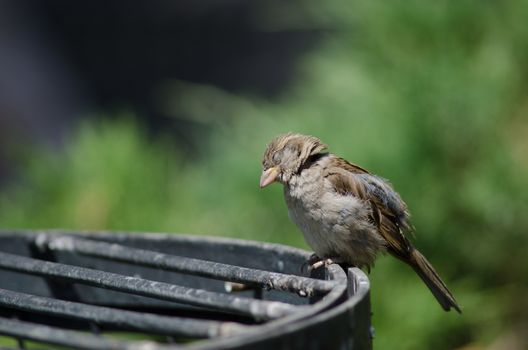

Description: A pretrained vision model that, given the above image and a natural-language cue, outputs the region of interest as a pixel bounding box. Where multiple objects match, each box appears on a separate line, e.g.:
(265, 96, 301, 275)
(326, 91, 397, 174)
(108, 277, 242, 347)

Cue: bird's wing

(323, 156, 413, 259)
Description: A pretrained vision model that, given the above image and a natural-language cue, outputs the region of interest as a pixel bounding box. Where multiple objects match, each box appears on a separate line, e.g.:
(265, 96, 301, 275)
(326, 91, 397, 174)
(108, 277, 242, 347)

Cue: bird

(259, 132, 461, 313)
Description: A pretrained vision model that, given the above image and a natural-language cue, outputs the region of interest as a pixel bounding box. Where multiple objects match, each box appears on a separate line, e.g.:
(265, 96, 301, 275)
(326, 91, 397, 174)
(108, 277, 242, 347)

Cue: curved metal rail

(0, 230, 372, 350)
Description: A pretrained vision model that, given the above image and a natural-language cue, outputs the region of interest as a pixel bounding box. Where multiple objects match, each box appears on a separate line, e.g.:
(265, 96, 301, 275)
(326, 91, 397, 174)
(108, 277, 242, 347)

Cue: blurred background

(1, 0, 527, 349)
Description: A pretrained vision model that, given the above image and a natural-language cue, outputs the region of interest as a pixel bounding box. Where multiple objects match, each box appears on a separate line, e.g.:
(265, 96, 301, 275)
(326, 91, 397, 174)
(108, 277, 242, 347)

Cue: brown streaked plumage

(260, 133, 461, 313)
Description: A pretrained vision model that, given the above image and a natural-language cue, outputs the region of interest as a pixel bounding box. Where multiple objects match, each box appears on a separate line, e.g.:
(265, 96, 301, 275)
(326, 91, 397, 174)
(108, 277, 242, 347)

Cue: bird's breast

(284, 172, 342, 257)
(283, 170, 385, 267)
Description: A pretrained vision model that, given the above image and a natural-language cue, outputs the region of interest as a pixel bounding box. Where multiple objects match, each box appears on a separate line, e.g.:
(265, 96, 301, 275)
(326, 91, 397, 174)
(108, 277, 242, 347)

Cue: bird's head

(260, 133, 327, 188)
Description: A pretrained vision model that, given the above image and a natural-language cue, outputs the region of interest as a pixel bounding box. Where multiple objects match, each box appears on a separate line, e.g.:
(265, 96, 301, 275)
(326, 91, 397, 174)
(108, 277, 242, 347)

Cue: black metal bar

(347, 268, 373, 350)
(11, 315, 25, 350)
(0, 230, 372, 350)
(0, 252, 297, 320)
(0, 316, 137, 350)
(28, 240, 84, 303)
(16, 337, 25, 350)
(0, 288, 247, 338)
(39, 235, 335, 297)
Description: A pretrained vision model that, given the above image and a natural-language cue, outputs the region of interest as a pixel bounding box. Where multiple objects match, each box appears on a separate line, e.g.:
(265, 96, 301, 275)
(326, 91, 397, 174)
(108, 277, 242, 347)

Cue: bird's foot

(301, 253, 321, 274)
(301, 254, 341, 274)
(309, 258, 336, 271)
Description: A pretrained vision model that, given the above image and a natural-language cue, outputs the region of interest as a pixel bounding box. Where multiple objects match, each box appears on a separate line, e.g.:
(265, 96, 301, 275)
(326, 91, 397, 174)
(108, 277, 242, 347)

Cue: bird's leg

(307, 253, 322, 265)
(301, 253, 321, 274)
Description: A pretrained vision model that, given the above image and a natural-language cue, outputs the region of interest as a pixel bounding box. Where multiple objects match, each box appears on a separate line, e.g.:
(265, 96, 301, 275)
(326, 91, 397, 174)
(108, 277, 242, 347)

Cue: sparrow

(260, 133, 461, 313)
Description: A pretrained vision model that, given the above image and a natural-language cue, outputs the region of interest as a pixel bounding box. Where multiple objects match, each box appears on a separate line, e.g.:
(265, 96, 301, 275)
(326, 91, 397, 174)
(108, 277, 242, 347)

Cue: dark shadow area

(0, 0, 320, 182)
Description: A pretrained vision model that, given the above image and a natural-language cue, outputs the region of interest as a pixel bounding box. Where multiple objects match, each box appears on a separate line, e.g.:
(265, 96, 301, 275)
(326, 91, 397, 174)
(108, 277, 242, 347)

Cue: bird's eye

(272, 152, 281, 164)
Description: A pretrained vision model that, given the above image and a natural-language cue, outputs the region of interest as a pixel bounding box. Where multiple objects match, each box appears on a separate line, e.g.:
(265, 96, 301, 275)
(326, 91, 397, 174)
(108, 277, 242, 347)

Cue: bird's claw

(301, 254, 337, 274)
(309, 258, 335, 272)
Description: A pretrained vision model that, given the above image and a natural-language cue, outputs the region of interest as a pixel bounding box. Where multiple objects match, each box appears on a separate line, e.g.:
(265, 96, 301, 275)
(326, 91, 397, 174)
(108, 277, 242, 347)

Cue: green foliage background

(2, 1, 528, 349)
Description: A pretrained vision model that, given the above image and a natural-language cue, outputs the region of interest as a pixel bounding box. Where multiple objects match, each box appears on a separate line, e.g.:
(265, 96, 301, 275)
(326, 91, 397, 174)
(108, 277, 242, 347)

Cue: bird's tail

(409, 249, 462, 313)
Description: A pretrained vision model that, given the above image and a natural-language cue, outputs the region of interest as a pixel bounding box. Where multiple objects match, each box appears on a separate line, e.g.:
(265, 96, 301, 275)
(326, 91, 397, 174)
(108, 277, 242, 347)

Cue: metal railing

(0, 230, 372, 350)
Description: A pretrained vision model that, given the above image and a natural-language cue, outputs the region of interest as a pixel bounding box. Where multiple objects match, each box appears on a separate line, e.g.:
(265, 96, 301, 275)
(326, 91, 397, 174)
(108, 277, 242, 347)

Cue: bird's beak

(260, 167, 279, 188)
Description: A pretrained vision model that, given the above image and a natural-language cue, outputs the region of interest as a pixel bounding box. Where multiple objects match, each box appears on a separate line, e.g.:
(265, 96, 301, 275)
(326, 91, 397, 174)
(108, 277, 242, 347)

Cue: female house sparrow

(260, 133, 461, 313)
